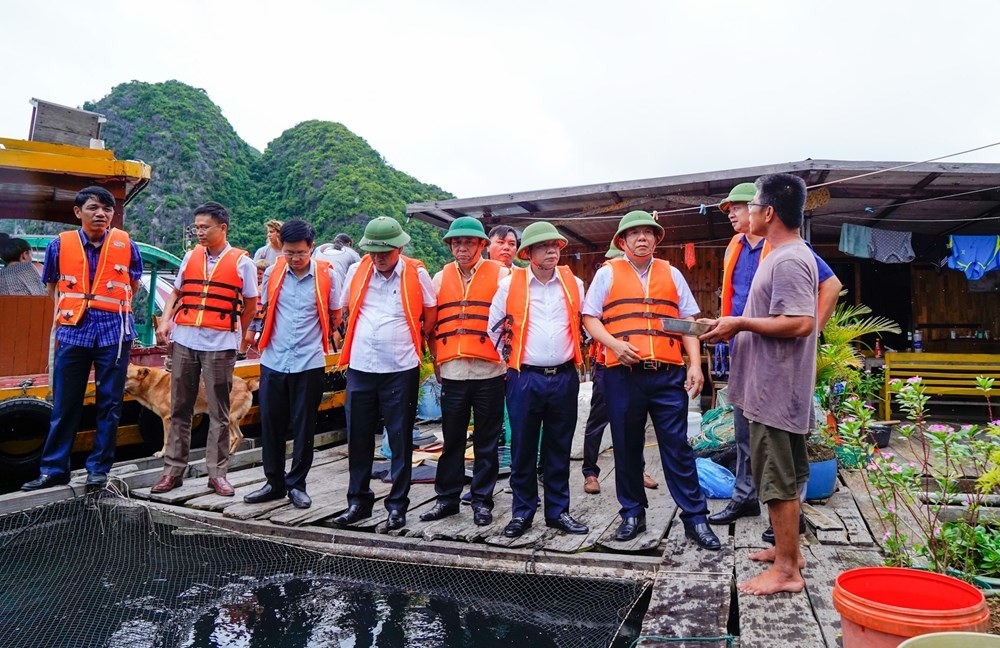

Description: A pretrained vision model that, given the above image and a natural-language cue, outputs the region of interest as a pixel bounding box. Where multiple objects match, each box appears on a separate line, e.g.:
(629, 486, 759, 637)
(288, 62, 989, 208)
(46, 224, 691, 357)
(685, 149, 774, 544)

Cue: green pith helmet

(613, 210, 665, 245)
(605, 242, 624, 259)
(719, 182, 757, 213)
(359, 216, 411, 252)
(442, 216, 489, 242)
(516, 222, 567, 260)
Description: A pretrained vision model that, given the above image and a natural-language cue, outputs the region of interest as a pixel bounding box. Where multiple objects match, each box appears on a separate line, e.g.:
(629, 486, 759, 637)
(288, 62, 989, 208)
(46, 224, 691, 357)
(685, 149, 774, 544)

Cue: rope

(631, 634, 736, 646)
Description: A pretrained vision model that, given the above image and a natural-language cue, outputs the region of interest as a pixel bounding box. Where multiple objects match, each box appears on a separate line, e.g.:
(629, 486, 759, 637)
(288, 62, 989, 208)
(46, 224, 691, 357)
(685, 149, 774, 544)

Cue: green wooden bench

(882, 352, 1000, 419)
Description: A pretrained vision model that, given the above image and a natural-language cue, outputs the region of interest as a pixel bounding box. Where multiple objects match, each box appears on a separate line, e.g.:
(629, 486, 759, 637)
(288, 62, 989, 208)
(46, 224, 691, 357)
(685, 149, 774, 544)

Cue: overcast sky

(3, 1, 998, 199)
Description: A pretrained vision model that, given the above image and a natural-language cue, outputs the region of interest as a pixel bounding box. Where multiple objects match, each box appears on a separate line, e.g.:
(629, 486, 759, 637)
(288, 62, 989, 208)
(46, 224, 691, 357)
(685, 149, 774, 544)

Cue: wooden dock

(0, 423, 889, 647)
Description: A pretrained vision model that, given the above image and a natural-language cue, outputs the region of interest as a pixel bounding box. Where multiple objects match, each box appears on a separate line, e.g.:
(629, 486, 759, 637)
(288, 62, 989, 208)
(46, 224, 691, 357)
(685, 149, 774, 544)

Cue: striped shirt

(42, 230, 143, 348)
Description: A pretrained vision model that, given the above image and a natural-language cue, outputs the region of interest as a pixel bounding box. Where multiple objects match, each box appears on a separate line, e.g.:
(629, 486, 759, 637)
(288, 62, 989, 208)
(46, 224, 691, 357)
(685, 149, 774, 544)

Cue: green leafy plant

(841, 376, 1000, 576)
(816, 301, 900, 415)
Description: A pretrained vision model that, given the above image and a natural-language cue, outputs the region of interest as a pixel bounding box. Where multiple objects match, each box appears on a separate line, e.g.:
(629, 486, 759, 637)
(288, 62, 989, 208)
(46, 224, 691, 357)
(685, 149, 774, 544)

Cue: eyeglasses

(747, 202, 770, 211)
(282, 251, 311, 259)
(191, 224, 219, 233)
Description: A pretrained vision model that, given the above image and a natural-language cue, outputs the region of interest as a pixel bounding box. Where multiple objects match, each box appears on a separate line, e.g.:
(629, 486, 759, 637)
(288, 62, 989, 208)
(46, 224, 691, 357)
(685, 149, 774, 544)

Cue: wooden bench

(882, 351, 1000, 419)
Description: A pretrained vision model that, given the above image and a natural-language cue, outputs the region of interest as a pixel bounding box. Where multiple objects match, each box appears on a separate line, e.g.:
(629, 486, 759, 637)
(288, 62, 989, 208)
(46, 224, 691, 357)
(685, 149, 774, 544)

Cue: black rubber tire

(0, 397, 53, 477)
(136, 407, 210, 455)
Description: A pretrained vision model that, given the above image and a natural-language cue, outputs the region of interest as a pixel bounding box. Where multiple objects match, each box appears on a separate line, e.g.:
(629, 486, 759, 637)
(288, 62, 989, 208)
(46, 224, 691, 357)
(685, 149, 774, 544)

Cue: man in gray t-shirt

(700, 173, 817, 597)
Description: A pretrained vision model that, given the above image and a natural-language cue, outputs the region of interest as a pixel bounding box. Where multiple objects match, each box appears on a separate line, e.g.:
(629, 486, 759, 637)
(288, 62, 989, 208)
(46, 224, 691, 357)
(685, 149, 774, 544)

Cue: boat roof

(0, 137, 151, 226)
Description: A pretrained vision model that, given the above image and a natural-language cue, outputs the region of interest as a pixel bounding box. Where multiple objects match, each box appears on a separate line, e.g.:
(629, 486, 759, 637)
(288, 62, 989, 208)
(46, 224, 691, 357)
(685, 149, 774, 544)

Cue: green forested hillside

(84, 80, 261, 253)
(81, 80, 452, 272)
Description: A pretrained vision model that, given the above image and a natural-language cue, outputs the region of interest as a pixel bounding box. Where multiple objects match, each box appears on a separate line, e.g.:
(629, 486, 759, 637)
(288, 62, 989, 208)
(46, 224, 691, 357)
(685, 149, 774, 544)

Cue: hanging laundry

(947, 235, 1000, 280)
(684, 242, 696, 269)
(839, 223, 873, 258)
(869, 229, 915, 263)
(911, 233, 950, 266)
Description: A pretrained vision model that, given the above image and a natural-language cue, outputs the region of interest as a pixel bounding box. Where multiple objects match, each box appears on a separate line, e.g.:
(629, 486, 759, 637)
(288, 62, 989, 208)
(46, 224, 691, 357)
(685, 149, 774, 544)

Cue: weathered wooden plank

(414, 482, 508, 542)
(541, 452, 620, 553)
(641, 510, 734, 645)
(823, 488, 875, 547)
(597, 443, 675, 552)
(803, 545, 883, 648)
(735, 558, 826, 647)
(374, 481, 438, 534)
(803, 501, 850, 545)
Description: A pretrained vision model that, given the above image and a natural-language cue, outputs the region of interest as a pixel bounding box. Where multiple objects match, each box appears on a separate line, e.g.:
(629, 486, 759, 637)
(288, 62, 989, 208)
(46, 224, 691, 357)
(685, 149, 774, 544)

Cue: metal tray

(659, 317, 712, 336)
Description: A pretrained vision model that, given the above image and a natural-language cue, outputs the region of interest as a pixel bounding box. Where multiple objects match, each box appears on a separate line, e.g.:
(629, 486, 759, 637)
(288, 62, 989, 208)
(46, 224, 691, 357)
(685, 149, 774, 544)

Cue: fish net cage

(0, 490, 649, 647)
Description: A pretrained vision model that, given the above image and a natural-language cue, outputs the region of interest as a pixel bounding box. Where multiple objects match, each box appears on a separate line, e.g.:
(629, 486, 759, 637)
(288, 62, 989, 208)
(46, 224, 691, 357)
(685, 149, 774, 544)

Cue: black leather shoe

(707, 499, 761, 525)
(244, 483, 286, 504)
(386, 510, 406, 531)
(613, 515, 647, 541)
(473, 507, 493, 526)
(333, 505, 373, 526)
(86, 473, 109, 487)
(545, 512, 588, 534)
(685, 522, 722, 550)
(287, 488, 312, 509)
(420, 501, 460, 522)
(503, 516, 533, 537)
(21, 473, 70, 491)
(761, 514, 807, 544)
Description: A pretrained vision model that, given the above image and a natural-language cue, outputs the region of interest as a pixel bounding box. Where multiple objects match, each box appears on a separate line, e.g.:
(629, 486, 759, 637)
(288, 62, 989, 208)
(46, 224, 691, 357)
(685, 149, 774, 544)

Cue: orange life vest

(338, 254, 426, 368)
(56, 228, 134, 326)
(257, 258, 334, 354)
(720, 234, 771, 317)
(601, 257, 683, 367)
(434, 260, 503, 364)
(501, 265, 583, 371)
(173, 245, 249, 331)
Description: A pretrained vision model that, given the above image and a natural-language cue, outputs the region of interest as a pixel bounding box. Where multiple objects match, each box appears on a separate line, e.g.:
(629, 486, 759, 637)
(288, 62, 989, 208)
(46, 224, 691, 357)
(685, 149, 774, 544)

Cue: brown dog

(124, 364, 259, 458)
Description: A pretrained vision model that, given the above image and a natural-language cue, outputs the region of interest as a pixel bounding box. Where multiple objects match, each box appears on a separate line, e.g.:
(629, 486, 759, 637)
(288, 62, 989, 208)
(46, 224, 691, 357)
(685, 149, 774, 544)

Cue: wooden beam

(873, 172, 943, 222)
(557, 224, 594, 247)
(941, 203, 1000, 236)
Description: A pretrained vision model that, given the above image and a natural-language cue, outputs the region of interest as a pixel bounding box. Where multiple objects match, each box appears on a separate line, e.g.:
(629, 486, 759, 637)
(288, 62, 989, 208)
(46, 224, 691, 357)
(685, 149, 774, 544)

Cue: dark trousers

(40, 341, 130, 477)
(605, 364, 708, 523)
(345, 367, 419, 513)
(259, 365, 325, 492)
(581, 364, 608, 478)
(438, 375, 505, 509)
(164, 343, 236, 478)
(731, 405, 757, 504)
(506, 367, 578, 520)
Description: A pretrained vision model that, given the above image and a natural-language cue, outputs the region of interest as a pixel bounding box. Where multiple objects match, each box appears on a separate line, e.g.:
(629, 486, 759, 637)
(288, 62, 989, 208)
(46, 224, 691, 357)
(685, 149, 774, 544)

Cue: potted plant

(815, 301, 900, 421)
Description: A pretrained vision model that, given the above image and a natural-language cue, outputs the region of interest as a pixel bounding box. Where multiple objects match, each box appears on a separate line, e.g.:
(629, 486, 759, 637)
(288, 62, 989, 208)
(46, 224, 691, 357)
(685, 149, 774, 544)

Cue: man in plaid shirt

(21, 186, 143, 491)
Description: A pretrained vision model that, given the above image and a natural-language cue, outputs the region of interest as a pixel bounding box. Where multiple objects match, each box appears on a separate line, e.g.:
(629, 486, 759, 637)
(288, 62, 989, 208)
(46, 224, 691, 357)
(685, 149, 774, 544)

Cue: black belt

(628, 360, 676, 371)
(520, 361, 575, 376)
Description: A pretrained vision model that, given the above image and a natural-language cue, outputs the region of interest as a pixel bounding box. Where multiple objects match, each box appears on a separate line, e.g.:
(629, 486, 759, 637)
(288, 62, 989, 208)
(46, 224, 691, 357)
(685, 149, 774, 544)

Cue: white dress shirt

(488, 267, 585, 368)
(171, 245, 260, 351)
(583, 259, 700, 320)
(339, 257, 436, 373)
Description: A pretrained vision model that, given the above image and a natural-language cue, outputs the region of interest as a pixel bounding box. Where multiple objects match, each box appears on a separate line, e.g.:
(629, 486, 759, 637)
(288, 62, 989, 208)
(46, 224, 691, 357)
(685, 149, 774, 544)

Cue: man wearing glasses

(488, 222, 588, 539)
(333, 216, 437, 532)
(243, 219, 341, 509)
(152, 201, 258, 496)
(709, 183, 841, 546)
(423, 218, 509, 526)
(700, 174, 819, 596)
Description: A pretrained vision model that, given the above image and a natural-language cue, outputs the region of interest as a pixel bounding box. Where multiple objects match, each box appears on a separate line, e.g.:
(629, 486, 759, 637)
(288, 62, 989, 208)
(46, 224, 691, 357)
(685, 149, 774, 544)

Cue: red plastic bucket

(833, 567, 990, 648)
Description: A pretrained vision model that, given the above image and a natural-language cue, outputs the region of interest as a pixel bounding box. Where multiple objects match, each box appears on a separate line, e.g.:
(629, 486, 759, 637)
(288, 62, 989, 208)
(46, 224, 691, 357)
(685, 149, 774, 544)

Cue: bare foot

(738, 566, 806, 596)
(748, 547, 806, 569)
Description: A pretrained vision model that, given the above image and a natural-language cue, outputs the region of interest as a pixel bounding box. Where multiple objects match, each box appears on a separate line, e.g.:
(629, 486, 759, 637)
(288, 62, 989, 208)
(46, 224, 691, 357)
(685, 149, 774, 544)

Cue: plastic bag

(695, 457, 736, 499)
